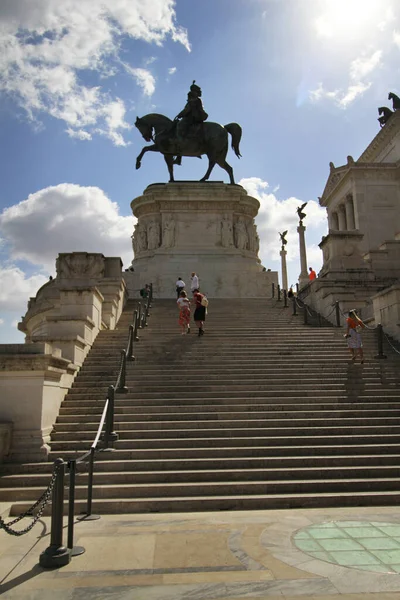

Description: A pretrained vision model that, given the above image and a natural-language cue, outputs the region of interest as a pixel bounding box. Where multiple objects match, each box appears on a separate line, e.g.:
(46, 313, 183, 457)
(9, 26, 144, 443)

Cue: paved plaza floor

(2, 505, 400, 599)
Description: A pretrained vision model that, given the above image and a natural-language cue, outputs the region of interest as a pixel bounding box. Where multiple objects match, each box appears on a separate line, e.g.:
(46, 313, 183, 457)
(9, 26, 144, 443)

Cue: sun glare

(315, 0, 383, 39)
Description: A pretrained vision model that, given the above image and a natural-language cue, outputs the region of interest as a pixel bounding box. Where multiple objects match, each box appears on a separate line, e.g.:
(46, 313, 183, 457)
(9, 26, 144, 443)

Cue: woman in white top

(177, 290, 191, 334)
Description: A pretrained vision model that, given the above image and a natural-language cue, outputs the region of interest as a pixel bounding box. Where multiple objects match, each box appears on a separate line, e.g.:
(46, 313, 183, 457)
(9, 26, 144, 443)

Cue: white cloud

(0, 318, 4, 326)
(0, 0, 190, 143)
(0, 267, 48, 312)
(309, 49, 381, 109)
(240, 177, 327, 280)
(66, 128, 92, 141)
(349, 51, 382, 81)
(0, 184, 135, 271)
(168, 67, 177, 75)
(394, 31, 400, 48)
(123, 65, 156, 97)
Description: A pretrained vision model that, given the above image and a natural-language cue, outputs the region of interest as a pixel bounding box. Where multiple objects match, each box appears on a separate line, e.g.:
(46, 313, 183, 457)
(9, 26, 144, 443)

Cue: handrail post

(116, 350, 128, 393)
(335, 301, 341, 327)
(283, 289, 287, 308)
(67, 459, 85, 557)
(149, 283, 153, 307)
(296, 283, 299, 294)
(133, 309, 139, 341)
(137, 302, 142, 329)
(272, 282, 275, 298)
(77, 448, 101, 521)
(292, 297, 297, 316)
(40, 459, 71, 568)
(127, 324, 135, 361)
(104, 385, 118, 445)
(304, 305, 308, 325)
(146, 295, 150, 319)
(374, 323, 387, 359)
(277, 285, 281, 301)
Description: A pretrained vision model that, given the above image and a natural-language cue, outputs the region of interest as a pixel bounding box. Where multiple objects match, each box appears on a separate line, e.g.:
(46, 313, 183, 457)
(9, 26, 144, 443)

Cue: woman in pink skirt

(177, 290, 191, 334)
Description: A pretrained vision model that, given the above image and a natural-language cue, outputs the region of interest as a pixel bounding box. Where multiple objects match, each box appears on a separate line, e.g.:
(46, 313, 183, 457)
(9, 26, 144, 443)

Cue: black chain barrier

(0, 461, 61, 536)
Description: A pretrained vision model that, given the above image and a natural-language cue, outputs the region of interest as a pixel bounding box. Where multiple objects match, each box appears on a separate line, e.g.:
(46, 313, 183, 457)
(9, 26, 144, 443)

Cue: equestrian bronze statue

(134, 81, 242, 184)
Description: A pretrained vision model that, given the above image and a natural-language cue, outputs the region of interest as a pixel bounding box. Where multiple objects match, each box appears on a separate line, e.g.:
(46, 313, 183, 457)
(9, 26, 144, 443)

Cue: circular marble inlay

(293, 521, 400, 574)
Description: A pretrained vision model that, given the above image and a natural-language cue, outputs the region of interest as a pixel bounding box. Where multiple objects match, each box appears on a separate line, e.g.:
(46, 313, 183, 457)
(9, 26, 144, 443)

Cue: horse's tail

(224, 123, 242, 158)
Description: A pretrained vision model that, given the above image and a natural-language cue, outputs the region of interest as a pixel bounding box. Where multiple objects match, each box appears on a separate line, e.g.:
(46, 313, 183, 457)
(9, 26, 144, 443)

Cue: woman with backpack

(192, 288, 208, 336)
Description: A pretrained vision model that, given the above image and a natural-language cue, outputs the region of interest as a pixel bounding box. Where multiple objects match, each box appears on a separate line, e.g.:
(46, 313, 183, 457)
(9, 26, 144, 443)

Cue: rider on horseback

(173, 81, 208, 165)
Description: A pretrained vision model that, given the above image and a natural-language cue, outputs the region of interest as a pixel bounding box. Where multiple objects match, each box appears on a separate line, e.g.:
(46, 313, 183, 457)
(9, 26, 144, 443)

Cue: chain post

(272, 282, 275, 298)
(39, 459, 71, 568)
(283, 289, 287, 308)
(277, 285, 281, 301)
(335, 301, 341, 327)
(374, 323, 388, 359)
(149, 282, 153, 307)
(67, 460, 85, 557)
(116, 350, 128, 393)
(127, 325, 135, 361)
(292, 297, 297, 316)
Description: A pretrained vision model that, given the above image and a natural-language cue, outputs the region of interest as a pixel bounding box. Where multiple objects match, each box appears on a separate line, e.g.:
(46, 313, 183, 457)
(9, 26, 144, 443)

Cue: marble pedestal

(125, 182, 278, 298)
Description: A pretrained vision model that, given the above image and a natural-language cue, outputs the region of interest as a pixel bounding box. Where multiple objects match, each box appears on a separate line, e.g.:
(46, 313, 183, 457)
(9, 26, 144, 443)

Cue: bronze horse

(135, 113, 242, 184)
(378, 106, 394, 128)
(388, 92, 400, 111)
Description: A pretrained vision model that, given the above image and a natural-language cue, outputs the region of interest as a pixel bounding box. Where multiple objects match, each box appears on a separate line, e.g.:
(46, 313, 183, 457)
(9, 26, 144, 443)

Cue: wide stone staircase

(2, 297, 400, 514)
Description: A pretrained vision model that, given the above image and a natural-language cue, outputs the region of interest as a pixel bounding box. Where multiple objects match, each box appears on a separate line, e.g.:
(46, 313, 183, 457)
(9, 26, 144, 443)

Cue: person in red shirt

(309, 267, 317, 281)
(345, 309, 365, 363)
(192, 288, 206, 336)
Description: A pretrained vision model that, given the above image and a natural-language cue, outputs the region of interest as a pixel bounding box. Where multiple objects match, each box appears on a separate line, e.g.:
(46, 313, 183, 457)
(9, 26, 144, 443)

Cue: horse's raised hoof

(135, 160, 141, 170)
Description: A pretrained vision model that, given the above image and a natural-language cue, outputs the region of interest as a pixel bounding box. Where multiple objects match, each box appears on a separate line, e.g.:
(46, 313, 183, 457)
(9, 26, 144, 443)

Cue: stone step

(9, 489, 400, 516)
(45, 442, 400, 460)
(4, 453, 400, 476)
(4, 465, 400, 488)
(5, 477, 400, 503)
(49, 433, 400, 451)
(55, 407, 400, 421)
(53, 415, 400, 431)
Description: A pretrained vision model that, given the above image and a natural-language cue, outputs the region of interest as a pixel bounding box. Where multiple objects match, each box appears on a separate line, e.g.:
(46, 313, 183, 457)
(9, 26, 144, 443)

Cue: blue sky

(1, 0, 400, 342)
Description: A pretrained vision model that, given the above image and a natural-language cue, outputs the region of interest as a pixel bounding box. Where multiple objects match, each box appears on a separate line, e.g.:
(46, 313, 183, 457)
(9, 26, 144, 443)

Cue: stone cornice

(358, 110, 400, 163)
(319, 162, 400, 206)
(0, 353, 71, 375)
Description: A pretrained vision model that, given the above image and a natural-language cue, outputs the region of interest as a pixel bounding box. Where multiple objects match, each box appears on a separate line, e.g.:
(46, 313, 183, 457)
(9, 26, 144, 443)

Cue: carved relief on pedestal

(132, 222, 148, 255)
(162, 214, 175, 248)
(247, 220, 259, 254)
(220, 215, 234, 247)
(234, 217, 249, 250)
(57, 253, 104, 279)
(147, 218, 161, 250)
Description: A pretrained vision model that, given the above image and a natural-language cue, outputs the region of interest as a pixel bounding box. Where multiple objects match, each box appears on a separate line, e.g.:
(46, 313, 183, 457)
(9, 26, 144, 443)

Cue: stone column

(280, 247, 288, 291)
(338, 204, 347, 231)
(297, 224, 308, 288)
(331, 211, 339, 230)
(345, 194, 355, 230)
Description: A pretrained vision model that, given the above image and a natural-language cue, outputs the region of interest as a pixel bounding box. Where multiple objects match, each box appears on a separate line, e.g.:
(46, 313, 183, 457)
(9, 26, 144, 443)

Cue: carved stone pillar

(297, 224, 309, 289)
(280, 247, 288, 291)
(345, 194, 355, 230)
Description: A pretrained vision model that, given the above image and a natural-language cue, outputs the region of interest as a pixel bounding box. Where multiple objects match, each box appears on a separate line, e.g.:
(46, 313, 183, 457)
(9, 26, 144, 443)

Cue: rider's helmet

(190, 80, 202, 96)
